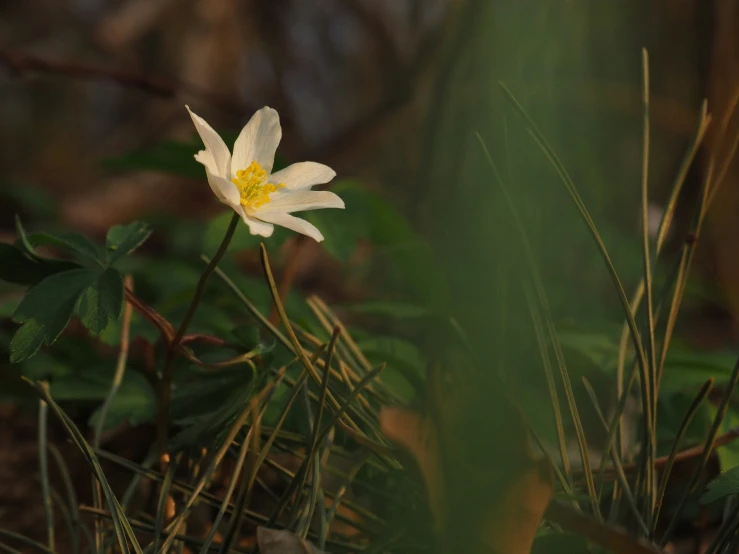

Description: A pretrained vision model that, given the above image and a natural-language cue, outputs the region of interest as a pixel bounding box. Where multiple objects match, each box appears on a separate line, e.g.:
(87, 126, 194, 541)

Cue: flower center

(231, 161, 284, 210)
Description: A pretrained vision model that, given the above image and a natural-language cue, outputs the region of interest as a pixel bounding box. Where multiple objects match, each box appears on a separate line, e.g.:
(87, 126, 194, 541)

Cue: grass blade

(652, 378, 713, 535)
(26, 380, 141, 554)
(581, 377, 648, 535)
(499, 83, 653, 468)
(38, 399, 55, 552)
(476, 134, 577, 496)
(47, 444, 81, 554)
(156, 369, 285, 554)
(660, 356, 739, 546)
(638, 48, 658, 523)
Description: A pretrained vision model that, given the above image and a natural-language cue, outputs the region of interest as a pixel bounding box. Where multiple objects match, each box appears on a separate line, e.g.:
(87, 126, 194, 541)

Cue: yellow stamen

(231, 161, 284, 210)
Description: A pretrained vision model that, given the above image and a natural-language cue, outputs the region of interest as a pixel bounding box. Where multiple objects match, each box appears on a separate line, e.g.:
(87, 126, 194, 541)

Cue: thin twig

(575, 426, 739, 483)
(123, 287, 174, 342)
(0, 48, 255, 117)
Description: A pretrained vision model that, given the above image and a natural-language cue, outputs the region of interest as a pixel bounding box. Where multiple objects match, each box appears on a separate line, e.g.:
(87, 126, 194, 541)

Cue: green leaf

(105, 221, 152, 264)
(10, 268, 97, 362)
(27, 231, 102, 263)
(0, 242, 81, 285)
(702, 465, 739, 504)
(77, 267, 124, 334)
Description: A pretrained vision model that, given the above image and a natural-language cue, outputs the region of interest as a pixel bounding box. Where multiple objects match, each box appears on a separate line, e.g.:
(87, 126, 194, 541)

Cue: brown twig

(573, 426, 739, 483)
(0, 48, 255, 117)
(123, 286, 175, 343)
(180, 333, 229, 347)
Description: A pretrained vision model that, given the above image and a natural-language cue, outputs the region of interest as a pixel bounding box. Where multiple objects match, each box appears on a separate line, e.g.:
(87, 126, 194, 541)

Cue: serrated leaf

(27, 231, 102, 263)
(0, 242, 81, 285)
(701, 465, 739, 504)
(78, 267, 124, 334)
(105, 221, 152, 264)
(10, 268, 97, 362)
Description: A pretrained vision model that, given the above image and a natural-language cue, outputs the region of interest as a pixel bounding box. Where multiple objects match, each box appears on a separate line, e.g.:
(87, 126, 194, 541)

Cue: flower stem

(156, 211, 240, 466)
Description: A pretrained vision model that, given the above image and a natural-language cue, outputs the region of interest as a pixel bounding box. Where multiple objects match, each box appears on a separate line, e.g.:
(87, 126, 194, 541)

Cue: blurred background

(2, 0, 739, 550)
(0, 0, 734, 321)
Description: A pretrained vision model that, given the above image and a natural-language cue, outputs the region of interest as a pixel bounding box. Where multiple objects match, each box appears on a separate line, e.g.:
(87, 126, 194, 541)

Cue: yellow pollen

(231, 161, 284, 210)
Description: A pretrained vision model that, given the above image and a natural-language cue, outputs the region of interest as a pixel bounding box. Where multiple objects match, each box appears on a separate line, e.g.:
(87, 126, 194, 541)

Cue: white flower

(187, 105, 344, 242)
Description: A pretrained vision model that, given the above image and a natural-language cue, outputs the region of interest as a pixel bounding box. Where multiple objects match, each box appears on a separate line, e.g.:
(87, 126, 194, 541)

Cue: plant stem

(155, 211, 240, 466)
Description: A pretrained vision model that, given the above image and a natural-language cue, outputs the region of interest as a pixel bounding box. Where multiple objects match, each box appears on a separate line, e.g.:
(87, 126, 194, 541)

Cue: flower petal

(232, 107, 281, 177)
(194, 150, 240, 205)
(236, 206, 274, 237)
(194, 149, 217, 174)
(268, 162, 336, 191)
(255, 212, 324, 242)
(256, 191, 344, 214)
(210, 172, 241, 207)
(186, 106, 231, 177)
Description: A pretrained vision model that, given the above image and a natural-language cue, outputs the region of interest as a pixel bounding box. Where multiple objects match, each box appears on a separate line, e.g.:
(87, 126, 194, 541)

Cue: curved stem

(155, 211, 240, 465)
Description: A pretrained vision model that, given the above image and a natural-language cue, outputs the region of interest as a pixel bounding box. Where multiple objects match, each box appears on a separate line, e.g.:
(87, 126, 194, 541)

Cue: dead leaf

(256, 527, 327, 554)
